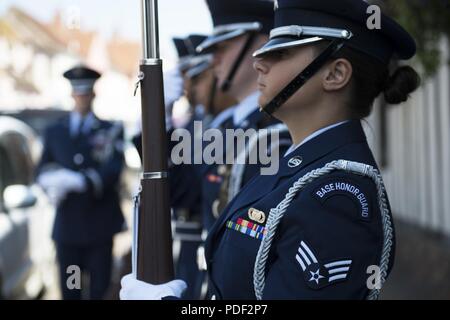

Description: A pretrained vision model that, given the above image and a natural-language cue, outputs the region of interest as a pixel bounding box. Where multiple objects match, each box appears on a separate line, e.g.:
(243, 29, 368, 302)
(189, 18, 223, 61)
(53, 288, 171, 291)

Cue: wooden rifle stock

(137, 0, 174, 284)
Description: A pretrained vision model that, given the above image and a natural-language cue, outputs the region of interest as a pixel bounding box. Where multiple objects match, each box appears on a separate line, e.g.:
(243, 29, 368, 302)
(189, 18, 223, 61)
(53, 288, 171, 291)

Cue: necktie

(76, 117, 85, 137)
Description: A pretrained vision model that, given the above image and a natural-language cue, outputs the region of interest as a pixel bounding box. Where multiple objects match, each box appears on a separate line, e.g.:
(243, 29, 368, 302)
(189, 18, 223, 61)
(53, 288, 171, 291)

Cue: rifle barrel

(141, 0, 160, 59)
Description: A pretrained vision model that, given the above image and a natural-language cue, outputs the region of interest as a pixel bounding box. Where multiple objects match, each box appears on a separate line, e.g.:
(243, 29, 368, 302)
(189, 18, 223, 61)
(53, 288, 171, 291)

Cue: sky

(0, 0, 213, 60)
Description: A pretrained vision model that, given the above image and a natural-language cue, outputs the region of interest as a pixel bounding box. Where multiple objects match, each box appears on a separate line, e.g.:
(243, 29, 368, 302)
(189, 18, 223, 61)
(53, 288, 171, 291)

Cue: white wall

(367, 37, 450, 236)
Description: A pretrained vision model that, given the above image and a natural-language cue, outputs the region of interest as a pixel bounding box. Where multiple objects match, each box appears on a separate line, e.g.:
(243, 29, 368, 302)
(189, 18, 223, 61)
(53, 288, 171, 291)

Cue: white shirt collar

(208, 106, 236, 129)
(70, 111, 95, 136)
(284, 120, 350, 157)
(232, 91, 260, 127)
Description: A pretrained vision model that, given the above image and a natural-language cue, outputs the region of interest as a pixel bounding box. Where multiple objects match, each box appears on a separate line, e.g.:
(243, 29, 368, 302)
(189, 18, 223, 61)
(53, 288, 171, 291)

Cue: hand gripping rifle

(133, 0, 174, 283)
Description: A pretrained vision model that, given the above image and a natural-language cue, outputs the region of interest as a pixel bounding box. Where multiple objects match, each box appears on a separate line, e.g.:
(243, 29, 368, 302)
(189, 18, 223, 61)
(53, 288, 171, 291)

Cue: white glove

(37, 170, 62, 191)
(163, 68, 184, 108)
(45, 185, 67, 207)
(37, 169, 86, 200)
(57, 169, 87, 193)
(119, 274, 187, 300)
(37, 171, 68, 206)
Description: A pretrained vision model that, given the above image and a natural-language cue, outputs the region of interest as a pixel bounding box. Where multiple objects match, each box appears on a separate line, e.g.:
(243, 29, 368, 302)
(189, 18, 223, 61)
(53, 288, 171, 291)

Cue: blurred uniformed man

(120, 0, 420, 300)
(37, 65, 125, 300)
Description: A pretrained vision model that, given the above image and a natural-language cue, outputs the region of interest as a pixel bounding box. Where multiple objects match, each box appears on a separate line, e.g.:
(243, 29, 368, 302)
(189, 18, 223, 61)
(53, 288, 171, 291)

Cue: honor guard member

(196, 0, 291, 234)
(169, 35, 221, 300)
(173, 34, 238, 299)
(37, 65, 125, 300)
(120, 0, 421, 300)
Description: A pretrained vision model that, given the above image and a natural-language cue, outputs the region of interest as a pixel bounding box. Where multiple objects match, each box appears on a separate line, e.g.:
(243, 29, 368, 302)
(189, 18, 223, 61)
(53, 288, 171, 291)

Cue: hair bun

(383, 66, 421, 104)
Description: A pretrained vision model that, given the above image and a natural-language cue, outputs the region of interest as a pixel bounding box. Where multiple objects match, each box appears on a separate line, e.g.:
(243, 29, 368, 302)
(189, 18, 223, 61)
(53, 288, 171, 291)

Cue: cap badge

(288, 156, 303, 168)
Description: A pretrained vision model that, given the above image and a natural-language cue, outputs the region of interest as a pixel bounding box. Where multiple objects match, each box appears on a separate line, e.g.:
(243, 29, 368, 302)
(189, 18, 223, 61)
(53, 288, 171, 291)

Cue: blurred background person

(35, 65, 125, 300)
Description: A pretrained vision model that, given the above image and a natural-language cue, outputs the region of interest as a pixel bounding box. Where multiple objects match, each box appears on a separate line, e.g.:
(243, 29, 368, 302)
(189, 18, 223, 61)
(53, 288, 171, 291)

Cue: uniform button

(288, 156, 303, 168)
(211, 295, 216, 300)
(73, 153, 84, 165)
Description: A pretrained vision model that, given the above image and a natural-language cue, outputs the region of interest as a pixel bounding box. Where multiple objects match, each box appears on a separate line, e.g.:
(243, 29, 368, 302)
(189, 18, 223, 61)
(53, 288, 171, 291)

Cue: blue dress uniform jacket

(37, 115, 125, 246)
(201, 105, 291, 232)
(204, 120, 395, 299)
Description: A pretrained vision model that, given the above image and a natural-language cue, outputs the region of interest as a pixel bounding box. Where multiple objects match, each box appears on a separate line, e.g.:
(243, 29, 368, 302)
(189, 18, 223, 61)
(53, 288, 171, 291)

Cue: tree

(372, 0, 450, 76)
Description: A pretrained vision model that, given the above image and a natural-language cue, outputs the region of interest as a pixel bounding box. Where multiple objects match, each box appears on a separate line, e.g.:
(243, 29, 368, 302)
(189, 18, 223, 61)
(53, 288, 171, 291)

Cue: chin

(257, 94, 267, 107)
(271, 109, 283, 120)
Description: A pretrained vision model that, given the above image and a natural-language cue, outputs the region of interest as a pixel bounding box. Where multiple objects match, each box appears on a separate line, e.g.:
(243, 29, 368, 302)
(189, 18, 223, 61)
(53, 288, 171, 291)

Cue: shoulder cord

(228, 123, 289, 201)
(253, 160, 393, 300)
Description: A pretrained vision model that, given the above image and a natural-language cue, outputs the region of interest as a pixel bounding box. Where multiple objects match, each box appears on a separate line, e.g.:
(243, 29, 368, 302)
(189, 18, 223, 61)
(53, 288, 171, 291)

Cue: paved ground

(380, 219, 450, 300)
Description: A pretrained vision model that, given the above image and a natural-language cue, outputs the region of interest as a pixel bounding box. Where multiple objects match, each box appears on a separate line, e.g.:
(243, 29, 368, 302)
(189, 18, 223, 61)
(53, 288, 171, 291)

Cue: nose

(253, 57, 269, 74)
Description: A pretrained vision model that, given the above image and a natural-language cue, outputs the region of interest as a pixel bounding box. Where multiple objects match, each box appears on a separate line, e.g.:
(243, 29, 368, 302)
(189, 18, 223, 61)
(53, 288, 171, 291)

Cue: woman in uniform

(120, 0, 420, 300)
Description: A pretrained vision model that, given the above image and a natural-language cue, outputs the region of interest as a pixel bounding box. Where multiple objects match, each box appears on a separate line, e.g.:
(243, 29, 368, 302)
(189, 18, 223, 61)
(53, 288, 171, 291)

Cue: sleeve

(83, 124, 125, 198)
(260, 172, 387, 300)
(131, 128, 176, 165)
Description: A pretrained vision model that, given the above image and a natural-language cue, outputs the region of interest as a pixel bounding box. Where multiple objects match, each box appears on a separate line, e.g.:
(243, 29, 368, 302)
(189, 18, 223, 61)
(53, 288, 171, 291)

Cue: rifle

(134, 0, 174, 284)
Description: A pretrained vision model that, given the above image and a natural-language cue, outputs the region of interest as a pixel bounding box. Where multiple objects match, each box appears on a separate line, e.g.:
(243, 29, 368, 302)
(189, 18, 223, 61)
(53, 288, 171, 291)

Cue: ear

(322, 58, 352, 92)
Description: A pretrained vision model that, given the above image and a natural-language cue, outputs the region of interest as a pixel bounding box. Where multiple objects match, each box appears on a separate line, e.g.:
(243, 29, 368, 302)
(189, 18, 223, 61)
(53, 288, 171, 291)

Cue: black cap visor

(253, 36, 325, 58)
(196, 22, 262, 54)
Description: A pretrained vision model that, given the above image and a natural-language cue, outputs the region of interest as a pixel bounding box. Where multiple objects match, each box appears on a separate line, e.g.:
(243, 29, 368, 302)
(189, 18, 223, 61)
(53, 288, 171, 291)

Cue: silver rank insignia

(248, 207, 266, 224)
(295, 240, 352, 289)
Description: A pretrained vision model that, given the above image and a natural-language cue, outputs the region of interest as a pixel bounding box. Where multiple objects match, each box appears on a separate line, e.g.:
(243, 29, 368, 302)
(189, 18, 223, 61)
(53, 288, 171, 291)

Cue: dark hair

(315, 43, 421, 118)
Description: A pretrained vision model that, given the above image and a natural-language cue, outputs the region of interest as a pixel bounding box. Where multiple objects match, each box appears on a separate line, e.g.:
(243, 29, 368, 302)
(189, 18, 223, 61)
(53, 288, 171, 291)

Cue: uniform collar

(217, 119, 367, 224)
(208, 106, 236, 129)
(232, 91, 260, 127)
(284, 120, 350, 157)
(70, 111, 97, 136)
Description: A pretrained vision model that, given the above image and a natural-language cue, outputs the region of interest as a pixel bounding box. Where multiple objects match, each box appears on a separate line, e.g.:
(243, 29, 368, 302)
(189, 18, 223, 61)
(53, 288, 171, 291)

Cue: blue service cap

(174, 34, 210, 72)
(185, 35, 208, 55)
(253, 0, 416, 64)
(197, 0, 274, 53)
(185, 55, 214, 79)
(63, 65, 101, 95)
(173, 37, 191, 58)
